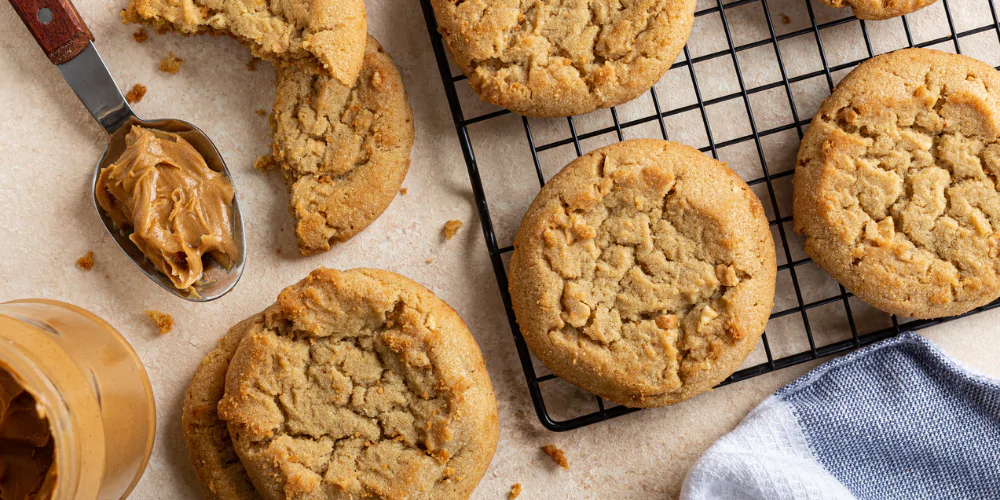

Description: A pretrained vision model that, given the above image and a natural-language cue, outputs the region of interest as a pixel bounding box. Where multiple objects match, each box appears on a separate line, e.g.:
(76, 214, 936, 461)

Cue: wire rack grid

(419, 0, 1000, 431)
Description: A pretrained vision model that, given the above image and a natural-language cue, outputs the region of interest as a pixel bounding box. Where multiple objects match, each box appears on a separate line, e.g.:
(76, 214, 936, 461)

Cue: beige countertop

(2, 0, 999, 498)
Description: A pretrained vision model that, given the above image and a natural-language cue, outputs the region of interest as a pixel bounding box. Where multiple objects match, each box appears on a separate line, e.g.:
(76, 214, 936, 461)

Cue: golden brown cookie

(258, 36, 413, 256)
(793, 48, 1000, 319)
(183, 314, 262, 500)
(508, 139, 776, 408)
(818, 0, 937, 20)
(215, 268, 499, 500)
(122, 0, 366, 85)
(430, 0, 696, 118)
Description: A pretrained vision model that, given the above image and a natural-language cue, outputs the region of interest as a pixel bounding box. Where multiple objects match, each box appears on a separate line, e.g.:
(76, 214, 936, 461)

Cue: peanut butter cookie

(183, 315, 262, 500)
(258, 36, 413, 256)
(794, 48, 1000, 319)
(817, 0, 937, 20)
(212, 268, 499, 500)
(430, 0, 696, 118)
(122, 0, 366, 86)
(509, 139, 776, 408)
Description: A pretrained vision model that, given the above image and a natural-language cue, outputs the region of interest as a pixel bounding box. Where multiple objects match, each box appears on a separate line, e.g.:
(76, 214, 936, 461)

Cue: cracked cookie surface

(257, 36, 413, 256)
(122, 0, 366, 85)
(508, 139, 776, 408)
(216, 268, 499, 500)
(817, 0, 937, 20)
(794, 48, 1000, 319)
(430, 0, 696, 118)
(184, 315, 264, 500)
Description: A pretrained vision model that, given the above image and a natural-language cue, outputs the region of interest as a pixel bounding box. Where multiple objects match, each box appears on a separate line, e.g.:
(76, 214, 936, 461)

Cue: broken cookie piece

(121, 0, 366, 86)
(260, 36, 412, 256)
(510, 483, 523, 499)
(543, 444, 569, 470)
(76, 251, 95, 270)
(444, 219, 463, 240)
(159, 51, 182, 74)
(125, 83, 147, 104)
(145, 309, 173, 335)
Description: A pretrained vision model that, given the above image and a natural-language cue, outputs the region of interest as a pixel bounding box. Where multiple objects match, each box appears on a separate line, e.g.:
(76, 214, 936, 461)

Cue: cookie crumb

(76, 251, 95, 270)
(509, 484, 523, 499)
(444, 220, 463, 240)
(254, 108, 267, 116)
(426, 258, 435, 264)
(145, 309, 174, 335)
(400, 188, 408, 195)
(254, 154, 277, 171)
(247, 57, 260, 71)
(132, 28, 148, 43)
(543, 444, 569, 469)
(780, 14, 791, 24)
(125, 83, 147, 104)
(159, 52, 183, 74)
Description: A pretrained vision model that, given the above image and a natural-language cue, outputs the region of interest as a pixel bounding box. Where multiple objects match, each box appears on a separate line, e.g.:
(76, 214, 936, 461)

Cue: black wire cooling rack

(420, 0, 1000, 431)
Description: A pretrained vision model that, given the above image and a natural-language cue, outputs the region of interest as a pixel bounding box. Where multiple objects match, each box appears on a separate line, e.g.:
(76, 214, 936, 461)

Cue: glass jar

(0, 299, 155, 499)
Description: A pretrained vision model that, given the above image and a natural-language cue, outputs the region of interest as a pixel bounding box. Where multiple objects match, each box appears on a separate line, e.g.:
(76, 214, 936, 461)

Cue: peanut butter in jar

(0, 300, 155, 499)
(0, 366, 56, 498)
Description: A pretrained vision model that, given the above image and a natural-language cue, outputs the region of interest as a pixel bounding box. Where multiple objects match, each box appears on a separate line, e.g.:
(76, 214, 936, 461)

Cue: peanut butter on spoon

(96, 126, 237, 290)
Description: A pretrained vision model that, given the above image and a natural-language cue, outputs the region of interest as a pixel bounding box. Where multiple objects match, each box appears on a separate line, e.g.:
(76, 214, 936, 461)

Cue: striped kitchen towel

(682, 331, 1000, 500)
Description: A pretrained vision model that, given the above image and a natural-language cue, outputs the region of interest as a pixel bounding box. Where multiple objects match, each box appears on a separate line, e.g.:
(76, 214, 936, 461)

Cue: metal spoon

(9, 0, 246, 302)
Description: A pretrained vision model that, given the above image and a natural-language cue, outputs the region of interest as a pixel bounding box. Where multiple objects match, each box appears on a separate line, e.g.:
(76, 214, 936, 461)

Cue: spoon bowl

(94, 116, 247, 302)
(7, 0, 248, 303)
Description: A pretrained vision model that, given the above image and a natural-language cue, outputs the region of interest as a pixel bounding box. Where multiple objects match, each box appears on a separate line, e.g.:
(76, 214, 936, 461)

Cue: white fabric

(681, 396, 854, 500)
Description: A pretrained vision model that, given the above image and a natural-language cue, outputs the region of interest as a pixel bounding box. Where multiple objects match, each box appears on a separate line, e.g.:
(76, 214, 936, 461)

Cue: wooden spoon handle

(8, 0, 93, 64)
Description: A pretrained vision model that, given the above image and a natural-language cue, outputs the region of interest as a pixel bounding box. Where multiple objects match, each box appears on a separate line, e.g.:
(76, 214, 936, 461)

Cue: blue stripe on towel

(779, 333, 1000, 499)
